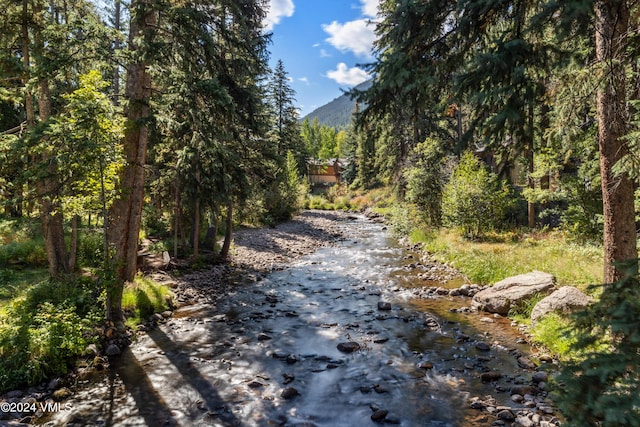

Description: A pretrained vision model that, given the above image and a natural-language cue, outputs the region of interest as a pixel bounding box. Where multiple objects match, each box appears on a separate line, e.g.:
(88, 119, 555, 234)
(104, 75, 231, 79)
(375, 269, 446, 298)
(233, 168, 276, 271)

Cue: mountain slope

(302, 80, 371, 129)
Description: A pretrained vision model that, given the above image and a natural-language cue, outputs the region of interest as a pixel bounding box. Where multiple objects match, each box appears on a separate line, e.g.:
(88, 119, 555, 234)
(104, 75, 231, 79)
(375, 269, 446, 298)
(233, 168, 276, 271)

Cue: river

(45, 213, 557, 427)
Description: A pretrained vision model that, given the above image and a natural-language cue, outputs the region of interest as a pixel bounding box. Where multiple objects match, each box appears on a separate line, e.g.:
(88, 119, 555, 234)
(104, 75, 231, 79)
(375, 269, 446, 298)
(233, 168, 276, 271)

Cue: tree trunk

(192, 195, 200, 259)
(173, 185, 180, 259)
(527, 100, 535, 229)
(203, 204, 219, 251)
(69, 215, 79, 272)
(38, 78, 70, 276)
(595, 0, 637, 284)
(220, 202, 233, 260)
(107, 0, 156, 325)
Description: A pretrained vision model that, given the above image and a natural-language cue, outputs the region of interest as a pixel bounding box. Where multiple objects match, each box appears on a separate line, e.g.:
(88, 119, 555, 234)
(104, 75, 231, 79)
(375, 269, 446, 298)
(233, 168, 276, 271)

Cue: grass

(415, 228, 603, 290)
(122, 275, 173, 328)
(0, 268, 49, 302)
(530, 313, 576, 358)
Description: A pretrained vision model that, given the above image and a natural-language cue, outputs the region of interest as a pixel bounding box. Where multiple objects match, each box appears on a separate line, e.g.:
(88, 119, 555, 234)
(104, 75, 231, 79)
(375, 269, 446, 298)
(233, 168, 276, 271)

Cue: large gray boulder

(530, 286, 593, 325)
(472, 271, 556, 315)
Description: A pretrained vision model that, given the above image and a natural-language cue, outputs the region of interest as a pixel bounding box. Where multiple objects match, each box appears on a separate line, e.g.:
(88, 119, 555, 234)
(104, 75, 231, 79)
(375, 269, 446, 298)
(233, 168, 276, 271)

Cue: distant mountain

(302, 80, 371, 129)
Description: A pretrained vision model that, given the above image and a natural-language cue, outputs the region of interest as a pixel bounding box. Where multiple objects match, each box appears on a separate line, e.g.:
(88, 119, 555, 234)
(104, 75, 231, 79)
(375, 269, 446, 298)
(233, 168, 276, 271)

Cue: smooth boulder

(472, 271, 556, 315)
(530, 286, 592, 325)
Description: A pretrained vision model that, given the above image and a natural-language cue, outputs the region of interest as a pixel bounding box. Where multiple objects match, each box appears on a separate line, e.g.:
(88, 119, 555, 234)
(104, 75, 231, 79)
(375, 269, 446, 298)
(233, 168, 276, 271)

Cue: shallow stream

(48, 215, 550, 427)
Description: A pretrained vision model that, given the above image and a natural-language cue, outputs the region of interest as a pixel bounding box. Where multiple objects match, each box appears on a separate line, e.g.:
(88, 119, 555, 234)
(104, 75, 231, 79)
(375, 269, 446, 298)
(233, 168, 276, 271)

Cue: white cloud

(322, 19, 376, 58)
(326, 63, 370, 86)
(361, 0, 379, 18)
(299, 77, 309, 85)
(264, 0, 295, 31)
(320, 49, 331, 58)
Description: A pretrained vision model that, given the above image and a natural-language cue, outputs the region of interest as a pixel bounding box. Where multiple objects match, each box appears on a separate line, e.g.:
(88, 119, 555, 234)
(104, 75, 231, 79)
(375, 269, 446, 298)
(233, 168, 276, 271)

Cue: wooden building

(307, 158, 345, 185)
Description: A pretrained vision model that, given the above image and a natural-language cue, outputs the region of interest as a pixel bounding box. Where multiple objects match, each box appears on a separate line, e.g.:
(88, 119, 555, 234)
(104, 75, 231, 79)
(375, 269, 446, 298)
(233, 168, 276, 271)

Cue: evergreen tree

(267, 59, 303, 159)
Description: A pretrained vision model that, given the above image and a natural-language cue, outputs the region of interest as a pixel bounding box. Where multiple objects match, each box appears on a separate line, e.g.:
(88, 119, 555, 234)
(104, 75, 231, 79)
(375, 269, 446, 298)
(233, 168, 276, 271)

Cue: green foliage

(121, 276, 172, 328)
(441, 152, 515, 238)
(0, 278, 101, 392)
(142, 205, 171, 237)
(77, 230, 106, 268)
(531, 313, 576, 358)
(0, 239, 47, 268)
(389, 205, 417, 237)
(0, 269, 48, 301)
(556, 264, 640, 426)
(404, 138, 451, 226)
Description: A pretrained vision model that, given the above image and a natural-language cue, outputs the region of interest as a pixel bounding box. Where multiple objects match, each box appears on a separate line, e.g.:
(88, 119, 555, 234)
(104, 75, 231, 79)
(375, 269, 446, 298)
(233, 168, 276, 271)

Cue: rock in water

(377, 301, 392, 311)
(281, 387, 299, 399)
(337, 342, 360, 353)
(371, 409, 388, 422)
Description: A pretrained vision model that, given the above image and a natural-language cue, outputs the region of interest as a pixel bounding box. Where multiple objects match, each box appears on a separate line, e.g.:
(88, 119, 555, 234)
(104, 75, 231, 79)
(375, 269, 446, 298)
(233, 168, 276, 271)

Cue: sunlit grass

(531, 313, 576, 358)
(0, 268, 49, 302)
(415, 228, 603, 289)
(122, 275, 173, 328)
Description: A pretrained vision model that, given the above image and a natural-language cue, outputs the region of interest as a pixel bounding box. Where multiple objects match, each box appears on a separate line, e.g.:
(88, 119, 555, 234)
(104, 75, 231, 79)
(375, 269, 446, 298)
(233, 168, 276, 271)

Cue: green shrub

(441, 151, 515, 238)
(78, 230, 105, 267)
(0, 278, 101, 392)
(404, 138, 450, 226)
(0, 238, 47, 268)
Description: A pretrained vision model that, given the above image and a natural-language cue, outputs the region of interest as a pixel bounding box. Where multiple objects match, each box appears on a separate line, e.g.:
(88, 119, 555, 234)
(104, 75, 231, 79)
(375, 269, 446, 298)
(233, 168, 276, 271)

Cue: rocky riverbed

(1, 210, 562, 427)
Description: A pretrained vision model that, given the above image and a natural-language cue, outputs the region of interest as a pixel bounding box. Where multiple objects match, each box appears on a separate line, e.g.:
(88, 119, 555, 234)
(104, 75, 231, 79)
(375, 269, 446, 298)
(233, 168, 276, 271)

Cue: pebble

(475, 342, 491, 351)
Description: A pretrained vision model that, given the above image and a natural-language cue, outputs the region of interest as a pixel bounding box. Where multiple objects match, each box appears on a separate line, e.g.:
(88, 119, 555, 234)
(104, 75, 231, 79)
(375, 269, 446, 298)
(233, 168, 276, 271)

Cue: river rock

(337, 342, 360, 353)
(515, 415, 536, 427)
(532, 371, 549, 383)
(475, 342, 491, 351)
(480, 371, 502, 382)
(472, 271, 556, 315)
(6, 390, 23, 399)
(377, 301, 392, 311)
(530, 286, 593, 325)
(497, 409, 515, 422)
(517, 356, 537, 370)
(418, 361, 434, 370)
(511, 385, 536, 396)
(281, 387, 299, 399)
(52, 387, 72, 401)
(371, 409, 388, 422)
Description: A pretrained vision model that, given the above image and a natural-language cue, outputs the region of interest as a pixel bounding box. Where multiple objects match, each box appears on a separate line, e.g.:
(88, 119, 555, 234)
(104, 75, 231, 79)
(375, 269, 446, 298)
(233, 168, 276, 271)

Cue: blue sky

(264, 0, 379, 116)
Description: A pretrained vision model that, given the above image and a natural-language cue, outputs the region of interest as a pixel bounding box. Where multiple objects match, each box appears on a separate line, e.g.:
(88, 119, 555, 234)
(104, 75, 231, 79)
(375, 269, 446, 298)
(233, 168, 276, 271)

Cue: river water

(47, 214, 546, 427)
